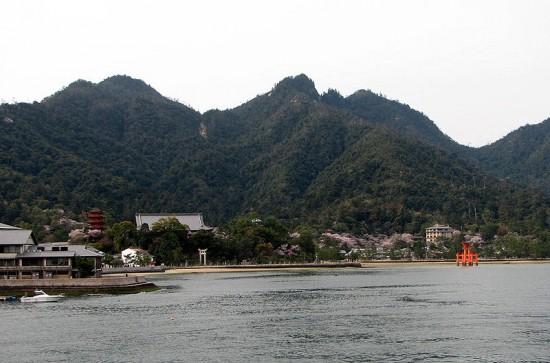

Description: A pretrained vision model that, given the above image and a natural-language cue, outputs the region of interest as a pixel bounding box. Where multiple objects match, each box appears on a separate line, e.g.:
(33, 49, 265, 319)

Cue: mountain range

(0, 74, 548, 236)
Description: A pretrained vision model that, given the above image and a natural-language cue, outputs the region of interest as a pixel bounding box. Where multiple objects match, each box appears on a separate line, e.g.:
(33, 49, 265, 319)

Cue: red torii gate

(456, 241, 479, 266)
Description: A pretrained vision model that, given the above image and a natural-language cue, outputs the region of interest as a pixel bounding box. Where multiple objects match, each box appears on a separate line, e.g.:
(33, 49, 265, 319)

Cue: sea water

(1, 264, 550, 362)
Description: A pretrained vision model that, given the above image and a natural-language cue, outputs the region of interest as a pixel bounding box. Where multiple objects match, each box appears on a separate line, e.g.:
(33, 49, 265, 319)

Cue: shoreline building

(135, 213, 213, 233)
(425, 224, 453, 243)
(0, 223, 102, 279)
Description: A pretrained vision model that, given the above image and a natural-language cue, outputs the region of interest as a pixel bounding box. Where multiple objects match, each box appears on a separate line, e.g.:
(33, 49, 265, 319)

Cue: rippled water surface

(2, 264, 550, 362)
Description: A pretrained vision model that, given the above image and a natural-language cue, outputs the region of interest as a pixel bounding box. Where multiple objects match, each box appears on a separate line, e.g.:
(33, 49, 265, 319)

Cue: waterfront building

(425, 224, 453, 243)
(0, 223, 102, 279)
(135, 213, 213, 232)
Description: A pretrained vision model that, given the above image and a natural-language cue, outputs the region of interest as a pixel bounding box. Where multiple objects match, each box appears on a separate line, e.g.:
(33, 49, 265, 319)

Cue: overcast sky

(1, 0, 548, 146)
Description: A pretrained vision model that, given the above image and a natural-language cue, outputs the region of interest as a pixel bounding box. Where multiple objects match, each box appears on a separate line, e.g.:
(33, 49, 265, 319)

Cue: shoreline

(111, 259, 550, 277)
(110, 262, 361, 277)
(361, 259, 550, 268)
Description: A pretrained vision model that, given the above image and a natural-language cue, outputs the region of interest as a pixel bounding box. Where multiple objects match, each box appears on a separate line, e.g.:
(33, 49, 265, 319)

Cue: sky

(1, 0, 549, 147)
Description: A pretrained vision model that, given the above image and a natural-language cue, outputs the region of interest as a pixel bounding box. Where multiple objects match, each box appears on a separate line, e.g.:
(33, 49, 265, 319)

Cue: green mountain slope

(203, 75, 548, 233)
(0, 74, 548, 237)
(302, 127, 546, 234)
(340, 89, 461, 152)
(469, 119, 549, 193)
(0, 76, 240, 223)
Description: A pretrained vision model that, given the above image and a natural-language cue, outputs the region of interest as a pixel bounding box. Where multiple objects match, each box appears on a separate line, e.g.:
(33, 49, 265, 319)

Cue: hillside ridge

(0, 74, 547, 237)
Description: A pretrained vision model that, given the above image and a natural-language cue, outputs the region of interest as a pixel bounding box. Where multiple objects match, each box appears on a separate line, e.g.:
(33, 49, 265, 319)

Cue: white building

(425, 224, 453, 243)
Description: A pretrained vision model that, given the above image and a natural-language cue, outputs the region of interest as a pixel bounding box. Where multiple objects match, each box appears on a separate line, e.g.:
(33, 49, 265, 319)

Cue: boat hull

(20, 296, 62, 303)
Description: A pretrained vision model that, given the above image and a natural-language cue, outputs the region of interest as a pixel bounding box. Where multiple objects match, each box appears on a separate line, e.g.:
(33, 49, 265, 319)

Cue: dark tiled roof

(36, 242, 103, 258)
(135, 213, 213, 231)
(19, 250, 76, 258)
(0, 223, 21, 229)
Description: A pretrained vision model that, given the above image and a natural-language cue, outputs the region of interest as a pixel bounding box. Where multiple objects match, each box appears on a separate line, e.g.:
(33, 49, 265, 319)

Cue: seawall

(0, 276, 156, 294)
(103, 266, 167, 274)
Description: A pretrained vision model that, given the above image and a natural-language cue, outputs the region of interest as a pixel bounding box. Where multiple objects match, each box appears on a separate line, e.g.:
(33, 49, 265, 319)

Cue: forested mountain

(325, 88, 463, 152)
(468, 119, 549, 193)
(0, 74, 548, 237)
(0, 76, 236, 223)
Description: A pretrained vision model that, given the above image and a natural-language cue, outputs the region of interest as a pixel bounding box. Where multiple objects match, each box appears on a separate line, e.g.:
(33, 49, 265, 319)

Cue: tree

(220, 213, 292, 262)
(107, 221, 136, 252)
(255, 243, 274, 263)
(295, 228, 316, 259)
(188, 230, 224, 259)
(127, 251, 152, 267)
(412, 240, 425, 259)
(480, 223, 498, 241)
(73, 257, 95, 277)
(150, 231, 183, 265)
(152, 217, 188, 233)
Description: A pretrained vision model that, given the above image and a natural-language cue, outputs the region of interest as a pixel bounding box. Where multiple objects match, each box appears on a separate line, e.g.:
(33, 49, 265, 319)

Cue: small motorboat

(20, 290, 64, 303)
(0, 295, 18, 302)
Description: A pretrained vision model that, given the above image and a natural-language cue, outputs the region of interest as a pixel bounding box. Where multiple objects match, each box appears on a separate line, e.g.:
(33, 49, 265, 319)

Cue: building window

(22, 259, 41, 266)
(0, 259, 16, 267)
(0, 246, 19, 253)
(46, 258, 69, 266)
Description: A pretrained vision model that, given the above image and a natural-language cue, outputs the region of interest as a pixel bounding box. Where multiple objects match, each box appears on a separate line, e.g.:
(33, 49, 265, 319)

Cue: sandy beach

(108, 259, 550, 277)
(109, 266, 329, 277)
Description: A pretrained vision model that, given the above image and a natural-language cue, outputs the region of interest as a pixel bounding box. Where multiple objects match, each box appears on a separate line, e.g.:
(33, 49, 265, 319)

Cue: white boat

(20, 290, 64, 303)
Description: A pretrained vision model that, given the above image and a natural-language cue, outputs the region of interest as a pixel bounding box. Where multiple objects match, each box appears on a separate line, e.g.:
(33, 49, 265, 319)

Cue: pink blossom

(275, 244, 301, 257)
(88, 229, 103, 238)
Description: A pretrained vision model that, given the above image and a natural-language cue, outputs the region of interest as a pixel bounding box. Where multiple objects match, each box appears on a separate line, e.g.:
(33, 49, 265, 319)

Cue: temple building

(135, 213, 213, 232)
(87, 208, 105, 231)
(0, 223, 103, 279)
